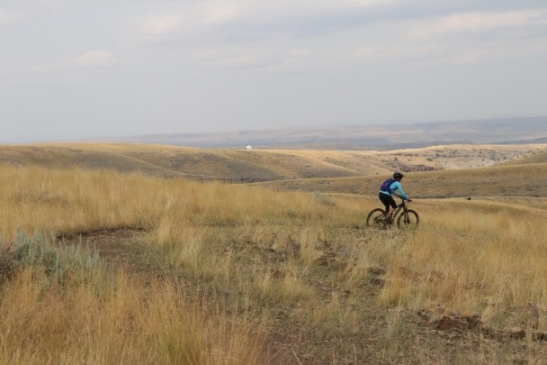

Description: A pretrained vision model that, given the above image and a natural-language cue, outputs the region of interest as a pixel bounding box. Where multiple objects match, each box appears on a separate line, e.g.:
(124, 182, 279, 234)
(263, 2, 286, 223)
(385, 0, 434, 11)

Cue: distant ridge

(112, 116, 547, 149)
(502, 136, 547, 144)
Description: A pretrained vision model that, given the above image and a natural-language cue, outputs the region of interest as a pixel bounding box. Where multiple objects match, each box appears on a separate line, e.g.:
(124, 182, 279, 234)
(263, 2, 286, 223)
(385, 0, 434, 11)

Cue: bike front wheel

(397, 209, 419, 230)
(366, 208, 387, 229)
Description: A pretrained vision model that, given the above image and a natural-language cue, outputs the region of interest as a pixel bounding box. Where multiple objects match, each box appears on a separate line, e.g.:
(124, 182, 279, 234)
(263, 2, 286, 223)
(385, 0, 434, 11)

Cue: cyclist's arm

(391, 182, 410, 200)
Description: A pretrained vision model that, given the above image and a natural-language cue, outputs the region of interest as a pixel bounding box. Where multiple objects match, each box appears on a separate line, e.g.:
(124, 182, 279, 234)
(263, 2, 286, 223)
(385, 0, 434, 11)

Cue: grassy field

(1, 143, 545, 182)
(0, 144, 547, 364)
(256, 162, 547, 200)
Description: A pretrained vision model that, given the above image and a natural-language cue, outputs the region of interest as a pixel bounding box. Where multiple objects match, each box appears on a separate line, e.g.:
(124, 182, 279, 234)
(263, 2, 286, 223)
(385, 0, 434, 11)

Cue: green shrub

(11, 231, 102, 287)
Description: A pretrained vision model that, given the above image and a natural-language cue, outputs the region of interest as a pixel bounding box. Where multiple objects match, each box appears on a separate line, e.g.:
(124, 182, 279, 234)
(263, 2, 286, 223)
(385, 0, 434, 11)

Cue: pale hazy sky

(2, 0, 547, 142)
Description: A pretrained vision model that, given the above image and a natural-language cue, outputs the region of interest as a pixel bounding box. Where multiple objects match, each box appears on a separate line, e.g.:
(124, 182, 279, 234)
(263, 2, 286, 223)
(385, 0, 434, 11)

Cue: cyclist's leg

(378, 193, 388, 214)
(379, 193, 396, 220)
(386, 199, 397, 220)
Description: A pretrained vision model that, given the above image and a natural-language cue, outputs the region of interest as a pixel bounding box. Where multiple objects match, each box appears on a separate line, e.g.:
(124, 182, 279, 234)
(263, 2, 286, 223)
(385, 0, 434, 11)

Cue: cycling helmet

(393, 172, 404, 180)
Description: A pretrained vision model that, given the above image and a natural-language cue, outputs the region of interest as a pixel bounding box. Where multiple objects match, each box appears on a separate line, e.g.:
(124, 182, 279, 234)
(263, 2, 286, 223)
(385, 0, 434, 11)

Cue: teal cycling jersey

(379, 181, 409, 200)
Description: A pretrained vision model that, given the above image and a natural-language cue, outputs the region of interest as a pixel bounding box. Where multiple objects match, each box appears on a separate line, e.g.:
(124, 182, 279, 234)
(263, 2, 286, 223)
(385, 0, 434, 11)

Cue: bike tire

(397, 209, 419, 230)
(366, 208, 387, 229)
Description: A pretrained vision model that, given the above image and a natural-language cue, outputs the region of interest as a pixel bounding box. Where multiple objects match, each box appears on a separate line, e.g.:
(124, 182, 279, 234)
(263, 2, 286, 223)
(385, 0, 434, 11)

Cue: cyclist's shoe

(385, 217, 393, 224)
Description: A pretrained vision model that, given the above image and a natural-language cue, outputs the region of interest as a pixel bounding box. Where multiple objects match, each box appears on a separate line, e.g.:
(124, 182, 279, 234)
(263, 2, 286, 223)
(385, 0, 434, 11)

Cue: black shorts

(379, 192, 396, 210)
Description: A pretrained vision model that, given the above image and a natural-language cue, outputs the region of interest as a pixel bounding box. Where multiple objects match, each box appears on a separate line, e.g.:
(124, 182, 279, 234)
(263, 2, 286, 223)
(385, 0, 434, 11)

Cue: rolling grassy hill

(505, 149, 547, 165)
(255, 162, 547, 199)
(1, 143, 545, 202)
(0, 144, 366, 181)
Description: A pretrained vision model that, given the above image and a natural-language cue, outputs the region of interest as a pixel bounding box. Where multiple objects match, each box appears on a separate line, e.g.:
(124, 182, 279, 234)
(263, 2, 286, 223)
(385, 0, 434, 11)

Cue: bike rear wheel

(366, 208, 388, 229)
(397, 209, 419, 230)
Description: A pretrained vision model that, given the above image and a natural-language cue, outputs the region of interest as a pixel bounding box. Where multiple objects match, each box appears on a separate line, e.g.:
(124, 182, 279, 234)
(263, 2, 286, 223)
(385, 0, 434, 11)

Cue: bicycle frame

(387, 199, 408, 221)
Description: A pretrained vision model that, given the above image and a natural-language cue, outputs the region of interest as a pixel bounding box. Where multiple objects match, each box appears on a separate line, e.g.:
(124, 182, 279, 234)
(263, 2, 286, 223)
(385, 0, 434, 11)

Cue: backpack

(380, 178, 396, 194)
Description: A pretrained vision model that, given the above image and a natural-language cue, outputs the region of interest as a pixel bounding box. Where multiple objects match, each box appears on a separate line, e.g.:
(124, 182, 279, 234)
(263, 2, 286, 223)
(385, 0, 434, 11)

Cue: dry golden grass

(0, 268, 265, 365)
(379, 199, 547, 317)
(1, 157, 547, 363)
(507, 149, 547, 164)
(0, 164, 359, 364)
(258, 161, 547, 200)
(0, 143, 365, 181)
(2, 143, 545, 183)
(0, 164, 352, 242)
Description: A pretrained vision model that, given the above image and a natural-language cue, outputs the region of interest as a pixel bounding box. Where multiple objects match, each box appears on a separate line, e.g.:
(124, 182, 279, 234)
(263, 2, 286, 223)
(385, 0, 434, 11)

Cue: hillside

(255, 163, 547, 200)
(505, 149, 547, 165)
(1, 143, 545, 184)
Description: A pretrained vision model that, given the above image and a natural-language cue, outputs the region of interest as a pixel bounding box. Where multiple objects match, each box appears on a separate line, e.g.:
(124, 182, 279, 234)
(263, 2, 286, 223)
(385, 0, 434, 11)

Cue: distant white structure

(246, 145, 253, 150)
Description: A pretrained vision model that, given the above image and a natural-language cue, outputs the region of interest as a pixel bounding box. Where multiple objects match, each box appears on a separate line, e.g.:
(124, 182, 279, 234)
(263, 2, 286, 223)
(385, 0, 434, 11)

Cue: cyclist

(379, 172, 411, 222)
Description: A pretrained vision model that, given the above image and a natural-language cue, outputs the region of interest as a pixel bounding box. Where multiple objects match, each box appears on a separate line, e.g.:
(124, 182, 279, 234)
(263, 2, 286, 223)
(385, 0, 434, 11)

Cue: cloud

(73, 50, 113, 66)
(142, 13, 184, 35)
(135, 0, 398, 38)
(288, 49, 310, 57)
(197, 0, 390, 21)
(192, 46, 311, 72)
(352, 44, 440, 62)
(200, 2, 241, 25)
(0, 9, 13, 24)
(218, 54, 261, 68)
(344, 7, 547, 66)
(452, 49, 483, 64)
(121, 0, 409, 67)
(409, 10, 547, 38)
(191, 47, 259, 68)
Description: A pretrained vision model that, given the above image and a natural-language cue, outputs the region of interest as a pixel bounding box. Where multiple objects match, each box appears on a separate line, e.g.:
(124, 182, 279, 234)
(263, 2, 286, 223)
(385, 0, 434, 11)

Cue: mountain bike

(366, 198, 419, 230)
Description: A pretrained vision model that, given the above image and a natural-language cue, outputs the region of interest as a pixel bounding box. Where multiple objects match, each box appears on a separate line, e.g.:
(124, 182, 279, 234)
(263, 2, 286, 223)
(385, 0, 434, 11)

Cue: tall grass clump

(0, 164, 357, 241)
(0, 275, 266, 364)
(377, 199, 547, 330)
(11, 231, 103, 287)
(0, 233, 267, 365)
